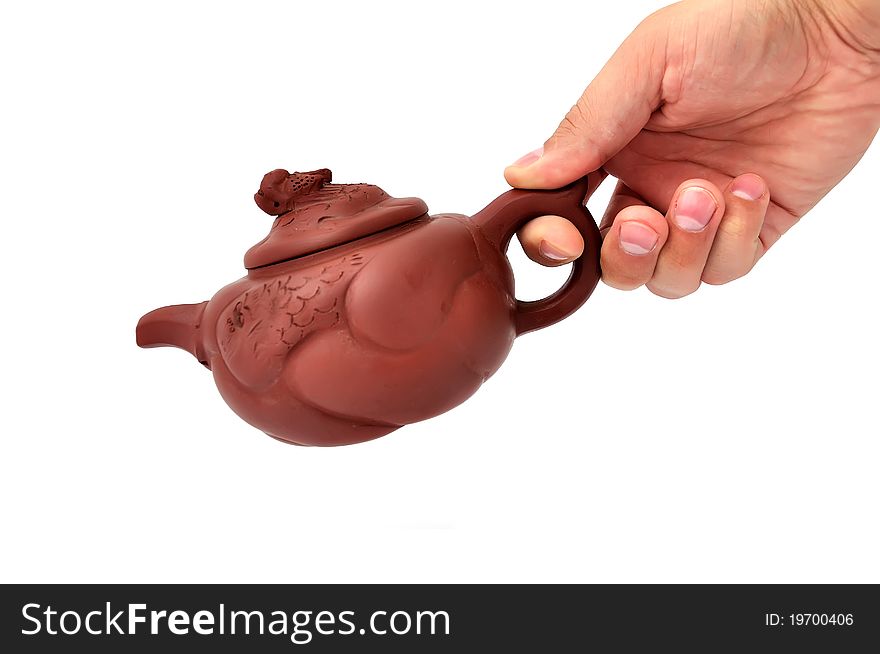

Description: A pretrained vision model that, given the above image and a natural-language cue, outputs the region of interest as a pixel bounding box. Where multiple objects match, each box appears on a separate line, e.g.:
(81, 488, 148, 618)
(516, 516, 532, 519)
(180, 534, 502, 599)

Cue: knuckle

(601, 266, 648, 290)
(600, 256, 651, 291)
(658, 247, 697, 272)
(701, 271, 733, 286)
(716, 215, 751, 241)
(702, 265, 746, 286)
(703, 239, 760, 285)
(551, 100, 607, 159)
(551, 116, 582, 149)
(565, 101, 592, 132)
(603, 276, 644, 291)
(647, 279, 701, 299)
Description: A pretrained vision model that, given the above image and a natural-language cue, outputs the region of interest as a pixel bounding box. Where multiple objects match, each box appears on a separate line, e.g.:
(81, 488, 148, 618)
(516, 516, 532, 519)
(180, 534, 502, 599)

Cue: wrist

(793, 0, 880, 103)
(797, 0, 880, 60)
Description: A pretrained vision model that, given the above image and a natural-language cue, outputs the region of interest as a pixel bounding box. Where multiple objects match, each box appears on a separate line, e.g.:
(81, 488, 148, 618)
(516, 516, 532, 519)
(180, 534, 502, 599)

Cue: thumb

(505, 16, 667, 189)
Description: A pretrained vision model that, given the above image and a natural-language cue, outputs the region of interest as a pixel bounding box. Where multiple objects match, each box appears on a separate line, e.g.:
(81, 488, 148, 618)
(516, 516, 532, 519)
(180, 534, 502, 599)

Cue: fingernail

(539, 239, 574, 261)
(730, 174, 765, 201)
(511, 147, 544, 168)
(673, 187, 717, 232)
(619, 221, 659, 255)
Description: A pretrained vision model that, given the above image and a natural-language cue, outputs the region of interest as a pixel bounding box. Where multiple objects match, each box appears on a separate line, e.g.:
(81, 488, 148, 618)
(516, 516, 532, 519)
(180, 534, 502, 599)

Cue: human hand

(509, 0, 880, 297)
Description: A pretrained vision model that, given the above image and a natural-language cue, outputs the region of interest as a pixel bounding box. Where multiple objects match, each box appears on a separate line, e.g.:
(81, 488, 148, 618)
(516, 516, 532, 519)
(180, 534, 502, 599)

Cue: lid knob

(254, 168, 333, 216)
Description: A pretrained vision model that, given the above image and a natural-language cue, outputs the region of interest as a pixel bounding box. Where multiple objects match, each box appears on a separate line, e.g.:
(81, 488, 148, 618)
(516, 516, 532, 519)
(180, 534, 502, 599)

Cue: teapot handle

(471, 173, 603, 336)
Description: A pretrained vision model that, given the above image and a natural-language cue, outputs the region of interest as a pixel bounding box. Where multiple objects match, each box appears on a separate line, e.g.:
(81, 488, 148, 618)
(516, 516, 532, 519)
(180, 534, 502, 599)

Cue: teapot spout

(136, 301, 210, 368)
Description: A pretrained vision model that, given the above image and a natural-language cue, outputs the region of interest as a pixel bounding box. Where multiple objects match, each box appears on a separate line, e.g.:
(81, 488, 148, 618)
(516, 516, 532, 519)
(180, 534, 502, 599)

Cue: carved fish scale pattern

(218, 253, 366, 388)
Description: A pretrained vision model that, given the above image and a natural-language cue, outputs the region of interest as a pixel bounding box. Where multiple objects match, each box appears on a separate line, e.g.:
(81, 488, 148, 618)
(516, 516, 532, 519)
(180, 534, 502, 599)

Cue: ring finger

(647, 179, 726, 299)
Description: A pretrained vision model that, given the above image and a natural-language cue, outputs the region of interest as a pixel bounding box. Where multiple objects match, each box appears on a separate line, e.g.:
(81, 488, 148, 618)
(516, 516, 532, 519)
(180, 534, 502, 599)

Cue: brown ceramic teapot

(137, 168, 602, 446)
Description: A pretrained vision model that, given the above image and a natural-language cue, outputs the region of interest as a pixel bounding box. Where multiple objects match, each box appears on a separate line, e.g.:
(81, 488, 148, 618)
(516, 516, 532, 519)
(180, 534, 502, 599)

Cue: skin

(507, 0, 880, 298)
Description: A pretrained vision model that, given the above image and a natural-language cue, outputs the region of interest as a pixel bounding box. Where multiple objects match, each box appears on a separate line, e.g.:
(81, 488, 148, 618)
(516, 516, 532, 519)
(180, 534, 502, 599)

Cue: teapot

(137, 168, 602, 446)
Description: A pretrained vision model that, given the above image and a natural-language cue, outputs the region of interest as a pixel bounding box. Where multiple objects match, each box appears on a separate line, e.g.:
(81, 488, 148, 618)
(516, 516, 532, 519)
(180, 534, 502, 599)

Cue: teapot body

(137, 168, 601, 446)
(196, 213, 517, 446)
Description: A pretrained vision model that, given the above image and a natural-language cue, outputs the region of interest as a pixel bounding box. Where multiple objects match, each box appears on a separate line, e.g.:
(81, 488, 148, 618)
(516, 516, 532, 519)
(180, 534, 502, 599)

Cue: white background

(1, 0, 877, 583)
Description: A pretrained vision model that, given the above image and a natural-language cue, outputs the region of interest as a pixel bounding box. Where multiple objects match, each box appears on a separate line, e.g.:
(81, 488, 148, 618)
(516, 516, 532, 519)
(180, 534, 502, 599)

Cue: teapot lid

(244, 168, 428, 269)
